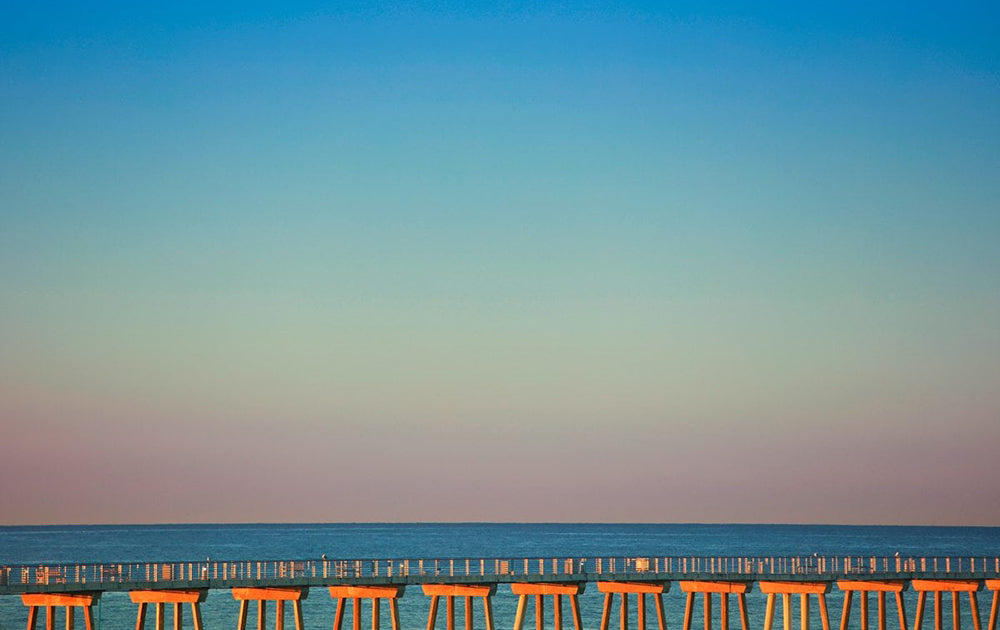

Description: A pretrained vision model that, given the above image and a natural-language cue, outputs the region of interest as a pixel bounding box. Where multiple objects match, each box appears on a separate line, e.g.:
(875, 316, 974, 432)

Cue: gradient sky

(1, 1, 998, 526)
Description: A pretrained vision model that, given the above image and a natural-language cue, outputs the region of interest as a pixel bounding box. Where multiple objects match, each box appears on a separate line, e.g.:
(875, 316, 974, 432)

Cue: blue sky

(1, 1, 998, 525)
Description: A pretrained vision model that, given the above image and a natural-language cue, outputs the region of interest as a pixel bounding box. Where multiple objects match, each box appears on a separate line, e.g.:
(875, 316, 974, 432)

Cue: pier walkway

(4, 554, 999, 595)
(2, 555, 999, 630)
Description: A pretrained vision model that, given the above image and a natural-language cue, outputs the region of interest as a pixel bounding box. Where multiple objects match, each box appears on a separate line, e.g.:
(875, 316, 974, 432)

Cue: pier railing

(3, 555, 999, 591)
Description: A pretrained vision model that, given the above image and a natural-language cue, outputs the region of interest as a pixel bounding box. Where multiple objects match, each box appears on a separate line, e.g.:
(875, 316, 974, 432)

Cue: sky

(1, 1, 998, 526)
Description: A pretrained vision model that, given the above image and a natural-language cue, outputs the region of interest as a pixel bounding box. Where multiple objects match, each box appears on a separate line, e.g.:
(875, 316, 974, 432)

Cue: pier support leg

(484, 597, 496, 630)
(971, 593, 983, 630)
(22, 593, 101, 630)
(422, 585, 494, 630)
(916, 593, 927, 630)
(837, 582, 907, 630)
(429, 597, 441, 630)
(337, 598, 348, 630)
(841, 592, 853, 630)
(911, 581, 984, 630)
(760, 584, 831, 630)
(819, 595, 831, 630)
(516, 597, 529, 630)
(509, 584, 585, 630)
(599, 583, 668, 630)
(896, 594, 909, 630)
(678, 582, 748, 630)
(233, 587, 309, 630)
(330, 586, 405, 630)
(765, 595, 776, 630)
(985, 582, 1000, 630)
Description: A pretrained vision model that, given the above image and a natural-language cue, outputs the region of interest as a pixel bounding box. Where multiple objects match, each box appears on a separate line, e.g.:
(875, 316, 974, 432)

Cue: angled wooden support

(330, 585, 406, 630)
(510, 582, 586, 630)
(130, 589, 207, 630)
(232, 586, 309, 630)
(984, 581, 999, 630)
(21, 592, 101, 630)
(911, 580, 984, 630)
(837, 581, 908, 630)
(422, 584, 497, 630)
(679, 581, 752, 630)
(758, 582, 830, 630)
(596, 582, 670, 630)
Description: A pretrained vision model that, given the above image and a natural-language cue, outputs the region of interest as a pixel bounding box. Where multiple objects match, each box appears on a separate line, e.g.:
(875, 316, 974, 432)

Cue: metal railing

(2, 555, 999, 590)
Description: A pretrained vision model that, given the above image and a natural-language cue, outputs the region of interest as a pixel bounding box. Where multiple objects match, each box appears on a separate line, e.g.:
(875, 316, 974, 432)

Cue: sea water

(1, 523, 998, 630)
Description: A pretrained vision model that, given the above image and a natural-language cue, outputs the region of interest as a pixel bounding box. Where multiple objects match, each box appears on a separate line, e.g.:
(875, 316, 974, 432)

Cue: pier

(2, 555, 998, 630)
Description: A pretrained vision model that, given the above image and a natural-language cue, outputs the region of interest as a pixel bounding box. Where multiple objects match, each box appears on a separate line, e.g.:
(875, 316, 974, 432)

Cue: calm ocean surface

(2, 523, 998, 630)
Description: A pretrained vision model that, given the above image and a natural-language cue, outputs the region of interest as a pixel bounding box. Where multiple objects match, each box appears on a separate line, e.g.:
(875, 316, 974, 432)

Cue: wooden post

(337, 599, 348, 630)
(841, 592, 853, 630)
(485, 596, 496, 630)
(516, 597, 529, 630)
(818, 595, 831, 630)
(599, 583, 668, 630)
(985, 581, 1000, 630)
(971, 593, 983, 630)
(429, 597, 441, 630)
(896, 594, 908, 630)
(422, 585, 494, 630)
(233, 587, 309, 630)
(655, 594, 668, 630)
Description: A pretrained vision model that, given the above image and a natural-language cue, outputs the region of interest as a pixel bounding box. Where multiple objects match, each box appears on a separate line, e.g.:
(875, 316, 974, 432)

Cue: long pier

(2, 555, 999, 630)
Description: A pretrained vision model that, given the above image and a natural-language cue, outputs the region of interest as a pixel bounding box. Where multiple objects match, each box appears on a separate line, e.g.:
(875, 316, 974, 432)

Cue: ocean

(2, 523, 998, 630)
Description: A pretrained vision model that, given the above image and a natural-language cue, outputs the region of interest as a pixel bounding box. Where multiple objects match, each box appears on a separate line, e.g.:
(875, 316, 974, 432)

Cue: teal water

(1, 523, 998, 630)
